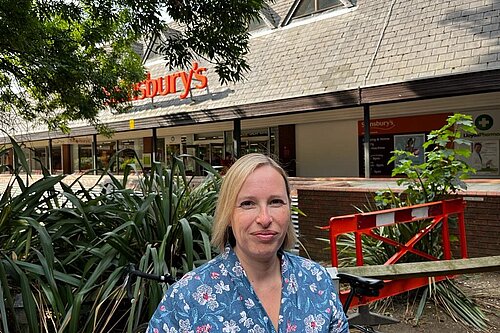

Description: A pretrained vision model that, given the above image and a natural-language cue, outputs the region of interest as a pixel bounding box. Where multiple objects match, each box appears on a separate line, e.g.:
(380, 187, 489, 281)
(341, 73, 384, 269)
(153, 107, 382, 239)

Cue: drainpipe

(361, 0, 396, 178)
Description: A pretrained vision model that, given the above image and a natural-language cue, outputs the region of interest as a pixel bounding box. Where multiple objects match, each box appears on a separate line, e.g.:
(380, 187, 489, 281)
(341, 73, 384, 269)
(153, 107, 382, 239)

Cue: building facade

(2, 0, 500, 178)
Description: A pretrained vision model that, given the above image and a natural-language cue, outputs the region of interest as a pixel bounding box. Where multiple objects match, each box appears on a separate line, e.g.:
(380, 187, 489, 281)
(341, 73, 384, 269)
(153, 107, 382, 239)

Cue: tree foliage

(375, 113, 478, 207)
(0, 0, 267, 133)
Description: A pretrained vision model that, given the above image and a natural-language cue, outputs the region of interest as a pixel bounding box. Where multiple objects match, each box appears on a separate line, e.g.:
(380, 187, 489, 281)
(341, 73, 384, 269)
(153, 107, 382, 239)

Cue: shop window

(191, 131, 225, 174)
(33, 147, 47, 172)
(166, 144, 180, 159)
(78, 145, 93, 171)
(291, 0, 346, 19)
(51, 145, 62, 173)
(118, 139, 142, 172)
(156, 138, 165, 164)
(97, 142, 116, 171)
(241, 127, 277, 157)
(0, 148, 13, 172)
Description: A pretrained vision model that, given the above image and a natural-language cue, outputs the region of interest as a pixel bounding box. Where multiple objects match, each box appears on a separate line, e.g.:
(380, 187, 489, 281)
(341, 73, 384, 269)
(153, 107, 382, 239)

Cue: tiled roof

(273, 0, 297, 23)
(107, 1, 499, 117)
(12, 0, 500, 137)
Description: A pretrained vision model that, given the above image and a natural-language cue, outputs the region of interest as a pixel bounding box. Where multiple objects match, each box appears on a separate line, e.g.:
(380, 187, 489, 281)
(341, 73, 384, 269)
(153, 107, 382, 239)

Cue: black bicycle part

(350, 324, 384, 333)
(337, 272, 389, 333)
(337, 272, 384, 313)
(125, 264, 177, 301)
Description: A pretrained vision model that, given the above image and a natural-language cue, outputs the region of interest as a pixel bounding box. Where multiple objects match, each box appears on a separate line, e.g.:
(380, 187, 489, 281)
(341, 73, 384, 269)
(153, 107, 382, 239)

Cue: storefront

(12, 124, 286, 176)
(2, 0, 500, 179)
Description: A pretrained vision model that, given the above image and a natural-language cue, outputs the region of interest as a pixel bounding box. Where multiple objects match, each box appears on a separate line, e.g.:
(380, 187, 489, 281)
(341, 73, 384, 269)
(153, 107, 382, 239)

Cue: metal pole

(355, 231, 364, 266)
(441, 214, 452, 260)
(363, 105, 371, 178)
(233, 119, 241, 158)
(152, 128, 158, 163)
(92, 134, 98, 175)
(48, 139, 53, 174)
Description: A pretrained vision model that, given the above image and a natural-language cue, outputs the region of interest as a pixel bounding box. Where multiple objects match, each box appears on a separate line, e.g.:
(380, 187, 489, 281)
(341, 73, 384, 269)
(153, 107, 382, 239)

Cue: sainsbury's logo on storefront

(369, 120, 396, 131)
(359, 120, 396, 132)
(357, 114, 451, 136)
(132, 62, 208, 100)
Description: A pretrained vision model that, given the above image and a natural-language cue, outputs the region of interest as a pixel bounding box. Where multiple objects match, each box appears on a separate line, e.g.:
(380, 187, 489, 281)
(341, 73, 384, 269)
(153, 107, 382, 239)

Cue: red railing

(323, 198, 467, 307)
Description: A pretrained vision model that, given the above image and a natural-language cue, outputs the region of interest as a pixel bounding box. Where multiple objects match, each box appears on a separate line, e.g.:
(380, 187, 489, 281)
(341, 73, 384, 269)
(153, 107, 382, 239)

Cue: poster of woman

(394, 134, 425, 165)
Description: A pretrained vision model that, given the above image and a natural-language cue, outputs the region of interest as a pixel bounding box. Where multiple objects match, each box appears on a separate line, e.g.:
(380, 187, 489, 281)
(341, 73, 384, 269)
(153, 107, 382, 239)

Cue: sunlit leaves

(1, 0, 268, 132)
(382, 113, 478, 206)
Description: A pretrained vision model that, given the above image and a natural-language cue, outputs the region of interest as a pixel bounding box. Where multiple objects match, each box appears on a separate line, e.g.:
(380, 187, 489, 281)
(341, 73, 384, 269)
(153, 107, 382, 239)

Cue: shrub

(0, 135, 221, 333)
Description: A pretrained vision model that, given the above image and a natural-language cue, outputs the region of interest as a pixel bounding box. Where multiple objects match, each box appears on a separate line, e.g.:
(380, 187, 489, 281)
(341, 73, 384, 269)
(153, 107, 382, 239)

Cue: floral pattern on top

(147, 246, 349, 333)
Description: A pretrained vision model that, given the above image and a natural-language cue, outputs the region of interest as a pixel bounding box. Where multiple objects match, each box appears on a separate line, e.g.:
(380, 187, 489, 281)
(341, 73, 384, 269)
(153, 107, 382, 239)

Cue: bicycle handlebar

(125, 264, 177, 301)
(124, 264, 384, 312)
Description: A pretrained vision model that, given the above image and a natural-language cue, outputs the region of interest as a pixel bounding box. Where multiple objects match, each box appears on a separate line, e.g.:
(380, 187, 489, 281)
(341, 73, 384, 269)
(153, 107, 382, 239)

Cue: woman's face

(231, 165, 290, 263)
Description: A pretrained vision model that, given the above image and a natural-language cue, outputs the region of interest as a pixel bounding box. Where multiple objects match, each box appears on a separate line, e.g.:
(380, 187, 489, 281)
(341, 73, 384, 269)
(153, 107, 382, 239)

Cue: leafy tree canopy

(0, 0, 267, 133)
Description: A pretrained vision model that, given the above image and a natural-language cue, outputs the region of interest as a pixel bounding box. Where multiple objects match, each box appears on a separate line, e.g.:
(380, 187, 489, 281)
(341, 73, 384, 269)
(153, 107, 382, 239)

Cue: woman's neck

(234, 248, 282, 284)
(234, 247, 283, 331)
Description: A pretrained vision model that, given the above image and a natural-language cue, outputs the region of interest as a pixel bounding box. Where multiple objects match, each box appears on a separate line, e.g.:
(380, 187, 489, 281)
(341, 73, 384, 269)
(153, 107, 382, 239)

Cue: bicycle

(125, 265, 397, 332)
(334, 271, 398, 333)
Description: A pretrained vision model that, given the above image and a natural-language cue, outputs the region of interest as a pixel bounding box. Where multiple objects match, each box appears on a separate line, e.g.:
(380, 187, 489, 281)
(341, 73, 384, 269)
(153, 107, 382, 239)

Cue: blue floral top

(147, 246, 349, 333)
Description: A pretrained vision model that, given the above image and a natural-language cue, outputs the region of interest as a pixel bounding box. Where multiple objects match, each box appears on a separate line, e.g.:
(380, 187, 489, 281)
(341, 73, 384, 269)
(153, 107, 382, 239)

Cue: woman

(147, 153, 348, 332)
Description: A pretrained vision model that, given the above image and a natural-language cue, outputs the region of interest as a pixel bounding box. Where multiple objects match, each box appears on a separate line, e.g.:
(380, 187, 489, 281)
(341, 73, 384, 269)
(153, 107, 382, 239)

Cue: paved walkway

(288, 177, 500, 196)
(1, 174, 498, 196)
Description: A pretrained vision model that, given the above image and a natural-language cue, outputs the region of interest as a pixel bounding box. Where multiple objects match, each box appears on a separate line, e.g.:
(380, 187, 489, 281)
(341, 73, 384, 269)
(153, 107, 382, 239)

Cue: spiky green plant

(0, 134, 221, 333)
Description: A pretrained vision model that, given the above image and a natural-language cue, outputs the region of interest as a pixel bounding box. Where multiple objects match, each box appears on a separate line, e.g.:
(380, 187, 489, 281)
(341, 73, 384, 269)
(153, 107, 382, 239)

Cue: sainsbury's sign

(132, 62, 208, 100)
(358, 113, 451, 135)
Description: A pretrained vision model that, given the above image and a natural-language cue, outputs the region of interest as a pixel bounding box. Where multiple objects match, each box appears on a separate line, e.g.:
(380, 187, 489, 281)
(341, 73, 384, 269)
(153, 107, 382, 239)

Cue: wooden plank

(337, 256, 500, 280)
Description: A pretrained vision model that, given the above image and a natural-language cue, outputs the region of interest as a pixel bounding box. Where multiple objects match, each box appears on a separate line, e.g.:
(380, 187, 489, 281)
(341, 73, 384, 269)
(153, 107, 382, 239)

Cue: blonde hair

(211, 153, 297, 251)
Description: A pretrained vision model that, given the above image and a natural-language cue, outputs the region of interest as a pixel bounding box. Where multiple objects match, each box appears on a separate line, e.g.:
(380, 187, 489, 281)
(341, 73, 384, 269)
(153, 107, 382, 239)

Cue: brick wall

(461, 194, 500, 258)
(297, 188, 500, 263)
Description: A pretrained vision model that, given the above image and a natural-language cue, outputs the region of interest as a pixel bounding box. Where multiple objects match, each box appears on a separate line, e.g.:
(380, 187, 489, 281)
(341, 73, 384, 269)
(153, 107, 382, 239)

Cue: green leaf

(6, 258, 40, 333)
(12, 261, 80, 286)
(415, 287, 428, 324)
(0, 260, 16, 333)
(179, 218, 194, 270)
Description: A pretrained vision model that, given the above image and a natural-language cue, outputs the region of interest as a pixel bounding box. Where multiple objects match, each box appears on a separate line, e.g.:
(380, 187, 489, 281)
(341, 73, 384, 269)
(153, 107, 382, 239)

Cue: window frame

(281, 0, 354, 26)
(292, 0, 344, 19)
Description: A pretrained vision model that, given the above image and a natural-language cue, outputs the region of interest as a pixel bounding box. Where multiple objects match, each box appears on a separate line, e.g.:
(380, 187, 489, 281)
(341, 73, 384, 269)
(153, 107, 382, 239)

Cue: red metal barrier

(324, 198, 467, 307)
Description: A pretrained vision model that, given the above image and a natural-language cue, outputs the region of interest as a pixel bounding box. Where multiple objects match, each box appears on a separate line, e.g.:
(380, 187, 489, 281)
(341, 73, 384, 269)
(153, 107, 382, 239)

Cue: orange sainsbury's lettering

(194, 63, 208, 89)
(131, 62, 207, 101)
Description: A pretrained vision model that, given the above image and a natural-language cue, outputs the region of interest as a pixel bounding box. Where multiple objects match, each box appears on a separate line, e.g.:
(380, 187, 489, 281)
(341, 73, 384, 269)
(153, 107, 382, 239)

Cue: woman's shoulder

(167, 254, 228, 292)
(284, 251, 327, 269)
(283, 251, 333, 283)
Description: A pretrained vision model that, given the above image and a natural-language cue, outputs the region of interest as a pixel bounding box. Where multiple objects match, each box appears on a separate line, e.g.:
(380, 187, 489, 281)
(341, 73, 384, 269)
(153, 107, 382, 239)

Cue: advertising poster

(357, 114, 449, 177)
(394, 134, 425, 165)
(358, 135, 394, 176)
(469, 140, 499, 176)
